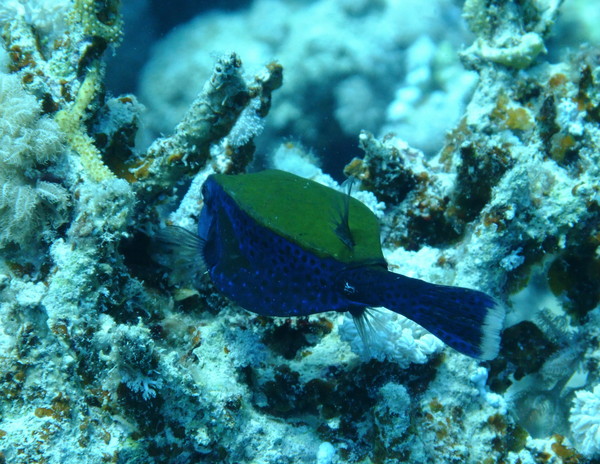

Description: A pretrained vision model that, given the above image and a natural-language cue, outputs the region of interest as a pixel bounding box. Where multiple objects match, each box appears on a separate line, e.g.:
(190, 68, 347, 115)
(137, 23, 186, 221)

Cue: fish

(163, 169, 504, 360)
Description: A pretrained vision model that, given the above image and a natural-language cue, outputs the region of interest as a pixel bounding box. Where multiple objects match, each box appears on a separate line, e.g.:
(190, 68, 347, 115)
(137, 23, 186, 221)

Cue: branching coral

(132, 53, 283, 226)
(55, 65, 116, 182)
(133, 54, 282, 190)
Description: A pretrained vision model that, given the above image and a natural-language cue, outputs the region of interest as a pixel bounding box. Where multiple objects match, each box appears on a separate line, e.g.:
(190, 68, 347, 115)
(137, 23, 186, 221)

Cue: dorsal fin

(335, 176, 356, 250)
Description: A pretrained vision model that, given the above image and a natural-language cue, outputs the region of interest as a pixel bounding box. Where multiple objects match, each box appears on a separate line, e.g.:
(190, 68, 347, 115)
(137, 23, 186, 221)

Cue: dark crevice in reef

(240, 354, 442, 459)
(449, 143, 513, 224)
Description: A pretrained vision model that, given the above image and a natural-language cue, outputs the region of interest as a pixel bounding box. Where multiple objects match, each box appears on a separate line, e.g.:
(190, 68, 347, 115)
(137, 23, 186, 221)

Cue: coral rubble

(0, 0, 599, 463)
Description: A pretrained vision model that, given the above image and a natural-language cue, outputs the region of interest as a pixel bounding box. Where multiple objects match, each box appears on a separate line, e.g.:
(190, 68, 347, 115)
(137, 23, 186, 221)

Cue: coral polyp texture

(0, 72, 67, 247)
(0, 0, 599, 463)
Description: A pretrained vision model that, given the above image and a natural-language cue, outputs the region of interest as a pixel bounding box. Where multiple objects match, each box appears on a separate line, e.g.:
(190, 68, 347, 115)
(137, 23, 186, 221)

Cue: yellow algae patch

(491, 94, 534, 131)
(70, 0, 124, 45)
(55, 67, 115, 182)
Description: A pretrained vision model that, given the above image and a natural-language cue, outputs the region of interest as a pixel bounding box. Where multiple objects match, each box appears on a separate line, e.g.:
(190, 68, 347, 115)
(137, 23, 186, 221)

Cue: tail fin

(340, 267, 505, 360)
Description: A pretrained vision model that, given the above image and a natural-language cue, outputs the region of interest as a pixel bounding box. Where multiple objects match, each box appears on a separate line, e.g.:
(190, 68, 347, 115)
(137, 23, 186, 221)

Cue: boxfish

(164, 169, 504, 360)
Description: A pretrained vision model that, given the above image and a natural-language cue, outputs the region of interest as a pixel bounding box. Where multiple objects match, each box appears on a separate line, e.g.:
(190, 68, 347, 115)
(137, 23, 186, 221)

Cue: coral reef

(138, 0, 471, 172)
(0, 0, 599, 463)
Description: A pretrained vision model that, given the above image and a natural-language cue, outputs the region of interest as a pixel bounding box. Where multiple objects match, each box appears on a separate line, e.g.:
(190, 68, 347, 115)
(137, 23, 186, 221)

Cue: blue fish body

(195, 170, 504, 360)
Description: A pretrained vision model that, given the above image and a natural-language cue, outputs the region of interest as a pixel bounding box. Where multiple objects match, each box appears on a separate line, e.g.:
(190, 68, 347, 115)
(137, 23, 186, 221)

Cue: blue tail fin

(340, 267, 504, 360)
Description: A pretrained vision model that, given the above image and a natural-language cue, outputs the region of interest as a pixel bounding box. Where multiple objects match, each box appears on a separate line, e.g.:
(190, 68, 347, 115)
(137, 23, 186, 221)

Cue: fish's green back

(213, 170, 384, 265)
